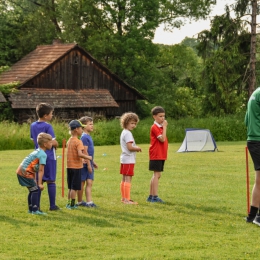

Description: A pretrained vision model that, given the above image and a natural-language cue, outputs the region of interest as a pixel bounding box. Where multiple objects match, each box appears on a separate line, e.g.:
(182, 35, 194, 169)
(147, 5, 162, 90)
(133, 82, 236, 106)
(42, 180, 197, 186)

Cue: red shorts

(120, 164, 135, 176)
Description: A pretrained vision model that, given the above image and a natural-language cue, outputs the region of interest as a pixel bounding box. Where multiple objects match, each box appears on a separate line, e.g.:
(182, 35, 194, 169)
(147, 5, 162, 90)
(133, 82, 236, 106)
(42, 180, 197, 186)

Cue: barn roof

(0, 43, 76, 85)
(9, 88, 119, 109)
(0, 92, 6, 102)
(0, 41, 145, 99)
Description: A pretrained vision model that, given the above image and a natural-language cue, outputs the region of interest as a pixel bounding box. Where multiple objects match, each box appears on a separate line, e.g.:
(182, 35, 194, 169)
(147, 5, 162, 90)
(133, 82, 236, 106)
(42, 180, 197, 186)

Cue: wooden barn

(0, 40, 145, 123)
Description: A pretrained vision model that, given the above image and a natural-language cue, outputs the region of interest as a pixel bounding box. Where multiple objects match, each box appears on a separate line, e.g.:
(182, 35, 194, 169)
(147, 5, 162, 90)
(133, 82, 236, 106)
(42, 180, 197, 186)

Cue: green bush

(0, 113, 247, 150)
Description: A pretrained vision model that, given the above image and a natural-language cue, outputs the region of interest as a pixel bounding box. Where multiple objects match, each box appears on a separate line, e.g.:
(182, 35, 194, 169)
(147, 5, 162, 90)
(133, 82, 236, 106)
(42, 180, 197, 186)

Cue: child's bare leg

(77, 181, 85, 203)
(86, 179, 93, 202)
(70, 189, 77, 206)
(150, 171, 161, 196)
(124, 175, 132, 183)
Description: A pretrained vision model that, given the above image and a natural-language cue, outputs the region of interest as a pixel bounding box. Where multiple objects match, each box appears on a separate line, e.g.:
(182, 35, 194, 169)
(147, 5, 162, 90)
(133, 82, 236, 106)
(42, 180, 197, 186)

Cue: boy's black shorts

(149, 160, 165, 172)
(247, 141, 260, 170)
(67, 168, 82, 190)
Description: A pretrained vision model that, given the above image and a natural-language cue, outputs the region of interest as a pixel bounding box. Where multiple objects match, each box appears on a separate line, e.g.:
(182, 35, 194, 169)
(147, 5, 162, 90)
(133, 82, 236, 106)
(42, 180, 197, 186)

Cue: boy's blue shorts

(17, 174, 38, 190)
(42, 158, 57, 182)
(81, 166, 94, 181)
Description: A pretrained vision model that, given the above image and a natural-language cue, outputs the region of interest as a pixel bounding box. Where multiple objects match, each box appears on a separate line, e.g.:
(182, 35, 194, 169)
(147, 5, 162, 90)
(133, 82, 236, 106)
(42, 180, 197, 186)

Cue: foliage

(143, 43, 204, 119)
(0, 114, 247, 150)
(0, 0, 58, 66)
(0, 0, 217, 116)
(0, 142, 259, 259)
(197, 5, 251, 116)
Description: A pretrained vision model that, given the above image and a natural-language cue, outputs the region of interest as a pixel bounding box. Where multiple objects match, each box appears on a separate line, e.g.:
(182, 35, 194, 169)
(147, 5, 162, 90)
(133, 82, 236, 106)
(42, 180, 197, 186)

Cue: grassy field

(0, 142, 259, 259)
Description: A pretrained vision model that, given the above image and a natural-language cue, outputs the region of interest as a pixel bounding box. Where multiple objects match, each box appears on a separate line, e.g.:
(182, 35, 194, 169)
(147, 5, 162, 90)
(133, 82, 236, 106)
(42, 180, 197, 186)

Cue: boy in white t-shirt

(120, 112, 142, 204)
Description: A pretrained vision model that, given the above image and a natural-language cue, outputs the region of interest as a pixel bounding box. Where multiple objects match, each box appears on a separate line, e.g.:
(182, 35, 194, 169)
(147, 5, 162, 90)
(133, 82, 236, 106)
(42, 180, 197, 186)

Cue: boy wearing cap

(66, 120, 92, 209)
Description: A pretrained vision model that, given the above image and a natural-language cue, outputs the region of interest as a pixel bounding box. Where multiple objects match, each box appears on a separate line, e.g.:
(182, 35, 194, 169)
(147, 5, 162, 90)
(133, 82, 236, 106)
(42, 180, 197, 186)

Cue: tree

(0, 0, 58, 66)
(196, 5, 251, 115)
(0, 0, 217, 119)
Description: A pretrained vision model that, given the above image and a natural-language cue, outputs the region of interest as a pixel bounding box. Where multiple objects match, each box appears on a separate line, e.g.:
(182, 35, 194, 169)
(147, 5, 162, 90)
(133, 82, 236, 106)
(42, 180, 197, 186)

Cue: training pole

(62, 139, 66, 198)
(245, 146, 250, 214)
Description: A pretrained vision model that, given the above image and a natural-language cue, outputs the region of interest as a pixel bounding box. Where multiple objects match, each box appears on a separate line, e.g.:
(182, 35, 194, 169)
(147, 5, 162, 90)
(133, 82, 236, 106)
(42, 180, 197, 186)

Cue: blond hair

(120, 112, 139, 129)
(37, 133, 52, 147)
(79, 116, 93, 125)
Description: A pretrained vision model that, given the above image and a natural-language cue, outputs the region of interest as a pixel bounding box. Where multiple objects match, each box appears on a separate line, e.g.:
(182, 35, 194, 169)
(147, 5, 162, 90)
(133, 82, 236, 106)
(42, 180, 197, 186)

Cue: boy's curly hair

(120, 112, 139, 129)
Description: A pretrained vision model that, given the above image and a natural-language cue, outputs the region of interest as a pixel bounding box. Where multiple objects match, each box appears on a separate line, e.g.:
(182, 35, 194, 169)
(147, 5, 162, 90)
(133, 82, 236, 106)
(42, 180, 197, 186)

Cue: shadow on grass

(5, 205, 157, 229)
(0, 214, 33, 227)
(173, 202, 233, 215)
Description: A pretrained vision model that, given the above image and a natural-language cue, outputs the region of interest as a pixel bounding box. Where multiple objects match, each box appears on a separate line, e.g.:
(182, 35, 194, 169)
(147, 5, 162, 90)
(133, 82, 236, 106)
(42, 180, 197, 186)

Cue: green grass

(0, 142, 258, 259)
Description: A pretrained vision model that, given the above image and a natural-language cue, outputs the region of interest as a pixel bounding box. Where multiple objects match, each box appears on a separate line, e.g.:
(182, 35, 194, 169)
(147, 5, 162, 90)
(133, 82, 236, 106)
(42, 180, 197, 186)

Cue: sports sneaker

(77, 201, 87, 206)
(146, 196, 153, 202)
(152, 197, 165, 203)
(124, 199, 138, 205)
(49, 205, 61, 211)
(66, 204, 78, 210)
(253, 216, 260, 226)
(28, 210, 32, 214)
(31, 210, 47, 215)
(245, 216, 255, 223)
(86, 202, 97, 207)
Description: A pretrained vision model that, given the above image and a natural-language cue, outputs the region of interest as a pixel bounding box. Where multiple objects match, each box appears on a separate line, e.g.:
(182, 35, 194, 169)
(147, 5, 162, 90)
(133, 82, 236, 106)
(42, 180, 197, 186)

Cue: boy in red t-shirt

(147, 106, 168, 203)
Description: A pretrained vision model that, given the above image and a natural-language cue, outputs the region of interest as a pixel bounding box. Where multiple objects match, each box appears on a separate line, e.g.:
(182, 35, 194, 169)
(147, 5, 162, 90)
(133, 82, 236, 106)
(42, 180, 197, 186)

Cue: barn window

(74, 54, 79, 64)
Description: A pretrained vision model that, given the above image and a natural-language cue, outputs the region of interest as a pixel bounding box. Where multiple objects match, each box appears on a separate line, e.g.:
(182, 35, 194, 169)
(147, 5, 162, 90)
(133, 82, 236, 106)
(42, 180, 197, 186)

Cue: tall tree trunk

(248, 0, 257, 97)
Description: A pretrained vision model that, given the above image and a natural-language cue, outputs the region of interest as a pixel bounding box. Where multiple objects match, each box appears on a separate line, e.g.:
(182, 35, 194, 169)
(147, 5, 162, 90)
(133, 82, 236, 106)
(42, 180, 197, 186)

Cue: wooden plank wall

(24, 50, 136, 102)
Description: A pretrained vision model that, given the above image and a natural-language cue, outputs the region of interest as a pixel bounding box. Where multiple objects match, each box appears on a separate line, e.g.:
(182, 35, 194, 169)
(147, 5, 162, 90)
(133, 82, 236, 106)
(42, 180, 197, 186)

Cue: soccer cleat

(152, 197, 165, 203)
(245, 216, 255, 223)
(31, 210, 47, 215)
(76, 201, 87, 206)
(253, 216, 260, 226)
(85, 202, 97, 207)
(49, 205, 61, 211)
(66, 204, 78, 210)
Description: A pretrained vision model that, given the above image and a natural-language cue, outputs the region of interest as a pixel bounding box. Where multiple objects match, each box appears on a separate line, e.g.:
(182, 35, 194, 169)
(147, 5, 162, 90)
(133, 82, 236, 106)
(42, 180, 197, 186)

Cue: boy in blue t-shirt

(16, 133, 53, 215)
(77, 116, 98, 207)
(30, 103, 60, 211)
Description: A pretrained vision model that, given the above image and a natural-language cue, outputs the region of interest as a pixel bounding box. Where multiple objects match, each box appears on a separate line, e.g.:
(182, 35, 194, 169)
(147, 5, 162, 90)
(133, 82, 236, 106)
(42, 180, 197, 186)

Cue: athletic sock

(148, 195, 152, 199)
(28, 193, 32, 212)
(47, 183, 56, 208)
(248, 205, 258, 218)
(124, 182, 131, 201)
(71, 199, 75, 207)
(152, 195, 158, 199)
(37, 187, 42, 210)
(30, 190, 39, 212)
(120, 181, 125, 200)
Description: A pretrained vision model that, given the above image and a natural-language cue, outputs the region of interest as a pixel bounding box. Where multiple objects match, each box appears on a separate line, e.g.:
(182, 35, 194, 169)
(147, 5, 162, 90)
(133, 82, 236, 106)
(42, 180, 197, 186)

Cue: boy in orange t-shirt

(147, 106, 168, 203)
(66, 120, 92, 209)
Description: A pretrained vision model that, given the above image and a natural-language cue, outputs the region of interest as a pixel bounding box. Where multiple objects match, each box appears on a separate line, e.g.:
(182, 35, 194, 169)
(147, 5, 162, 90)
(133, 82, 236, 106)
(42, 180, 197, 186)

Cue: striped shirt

(66, 137, 84, 169)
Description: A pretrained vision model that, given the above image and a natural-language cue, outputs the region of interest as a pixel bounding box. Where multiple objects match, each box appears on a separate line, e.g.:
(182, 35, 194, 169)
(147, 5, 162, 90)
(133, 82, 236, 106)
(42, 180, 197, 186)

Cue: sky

(153, 0, 234, 45)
